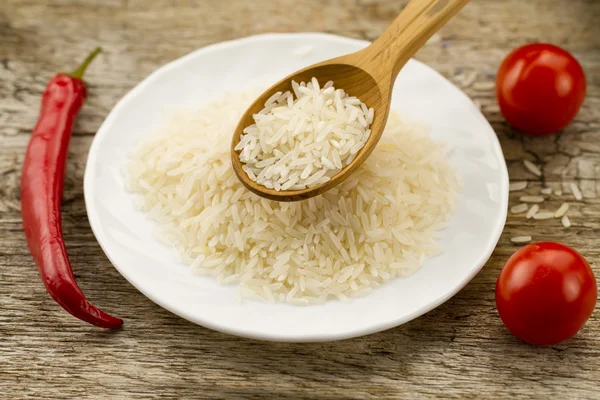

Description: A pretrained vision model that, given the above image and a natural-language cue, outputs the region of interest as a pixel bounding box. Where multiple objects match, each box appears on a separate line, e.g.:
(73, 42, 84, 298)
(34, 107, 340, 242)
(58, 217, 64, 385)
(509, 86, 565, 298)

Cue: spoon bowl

(231, 62, 386, 201)
(232, 0, 470, 201)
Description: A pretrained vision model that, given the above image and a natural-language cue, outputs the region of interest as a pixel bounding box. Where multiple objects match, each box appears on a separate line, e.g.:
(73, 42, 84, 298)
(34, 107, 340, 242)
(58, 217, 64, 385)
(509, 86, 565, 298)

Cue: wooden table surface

(2, 0, 599, 398)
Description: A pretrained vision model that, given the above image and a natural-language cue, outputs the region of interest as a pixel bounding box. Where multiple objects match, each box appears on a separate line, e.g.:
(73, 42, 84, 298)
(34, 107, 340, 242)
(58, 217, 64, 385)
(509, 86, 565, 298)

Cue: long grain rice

(511, 236, 532, 244)
(554, 202, 569, 218)
(235, 78, 373, 190)
(523, 160, 542, 177)
(509, 181, 528, 192)
(520, 196, 544, 203)
(123, 88, 460, 304)
(570, 182, 583, 200)
(533, 211, 554, 220)
(526, 204, 539, 219)
(472, 81, 496, 91)
(511, 204, 528, 214)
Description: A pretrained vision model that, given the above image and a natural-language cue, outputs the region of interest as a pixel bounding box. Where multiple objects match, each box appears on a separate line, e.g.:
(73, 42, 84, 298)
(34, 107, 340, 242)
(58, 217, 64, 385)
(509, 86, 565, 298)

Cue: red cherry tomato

(496, 242, 597, 346)
(496, 43, 586, 135)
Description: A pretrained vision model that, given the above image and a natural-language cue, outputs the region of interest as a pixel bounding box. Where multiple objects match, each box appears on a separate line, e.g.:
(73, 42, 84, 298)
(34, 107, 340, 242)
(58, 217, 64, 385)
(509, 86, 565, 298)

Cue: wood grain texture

(1, 0, 599, 398)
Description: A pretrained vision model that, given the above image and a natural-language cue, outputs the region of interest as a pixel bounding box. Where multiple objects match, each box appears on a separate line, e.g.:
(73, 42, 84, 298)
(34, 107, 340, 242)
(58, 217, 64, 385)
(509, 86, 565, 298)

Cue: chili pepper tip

(70, 47, 102, 80)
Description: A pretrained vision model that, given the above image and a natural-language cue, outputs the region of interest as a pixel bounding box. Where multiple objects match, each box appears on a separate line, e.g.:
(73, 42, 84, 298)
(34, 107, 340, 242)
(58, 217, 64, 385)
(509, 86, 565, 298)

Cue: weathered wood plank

(1, 0, 599, 398)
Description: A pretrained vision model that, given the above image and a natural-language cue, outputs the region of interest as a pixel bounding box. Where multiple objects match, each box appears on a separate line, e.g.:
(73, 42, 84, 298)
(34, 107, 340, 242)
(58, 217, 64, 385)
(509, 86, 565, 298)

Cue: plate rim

(84, 32, 509, 342)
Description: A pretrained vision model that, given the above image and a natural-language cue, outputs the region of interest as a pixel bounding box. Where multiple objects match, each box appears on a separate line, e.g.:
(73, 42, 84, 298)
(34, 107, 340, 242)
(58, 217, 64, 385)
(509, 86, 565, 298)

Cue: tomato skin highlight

(496, 43, 586, 135)
(496, 242, 597, 346)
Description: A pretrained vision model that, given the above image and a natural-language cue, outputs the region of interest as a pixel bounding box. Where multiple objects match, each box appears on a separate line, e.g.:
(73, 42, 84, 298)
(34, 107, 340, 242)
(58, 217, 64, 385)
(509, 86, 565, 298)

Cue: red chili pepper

(21, 48, 123, 329)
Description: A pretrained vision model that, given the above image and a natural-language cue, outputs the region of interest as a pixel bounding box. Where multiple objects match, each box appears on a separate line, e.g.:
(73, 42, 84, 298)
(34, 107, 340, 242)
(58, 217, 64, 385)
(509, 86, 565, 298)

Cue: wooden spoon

(231, 0, 470, 201)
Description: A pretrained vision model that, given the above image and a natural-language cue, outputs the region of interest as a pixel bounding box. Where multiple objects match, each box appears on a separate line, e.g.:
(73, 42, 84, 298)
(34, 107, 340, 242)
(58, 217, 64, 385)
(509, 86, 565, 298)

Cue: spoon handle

(365, 0, 470, 81)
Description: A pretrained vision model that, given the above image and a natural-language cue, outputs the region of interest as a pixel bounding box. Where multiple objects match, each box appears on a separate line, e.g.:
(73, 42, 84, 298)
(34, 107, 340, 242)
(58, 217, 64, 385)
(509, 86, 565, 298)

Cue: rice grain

(533, 211, 554, 220)
(520, 196, 544, 203)
(509, 181, 528, 192)
(123, 88, 460, 304)
(511, 204, 528, 214)
(570, 182, 583, 200)
(237, 78, 374, 190)
(554, 203, 569, 218)
(526, 204, 539, 219)
(523, 160, 542, 177)
(511, 236, 532, 244)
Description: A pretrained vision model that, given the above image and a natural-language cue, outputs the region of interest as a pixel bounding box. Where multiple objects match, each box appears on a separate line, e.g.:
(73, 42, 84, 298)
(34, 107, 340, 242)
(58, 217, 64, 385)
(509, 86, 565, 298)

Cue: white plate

(84, 33, 508, 342)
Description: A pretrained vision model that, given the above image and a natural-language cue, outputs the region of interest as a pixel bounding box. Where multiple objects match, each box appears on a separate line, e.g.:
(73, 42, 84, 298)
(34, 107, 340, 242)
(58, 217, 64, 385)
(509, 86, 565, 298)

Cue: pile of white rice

(123, 88, 460, 305)
(235, 78, 374, 191)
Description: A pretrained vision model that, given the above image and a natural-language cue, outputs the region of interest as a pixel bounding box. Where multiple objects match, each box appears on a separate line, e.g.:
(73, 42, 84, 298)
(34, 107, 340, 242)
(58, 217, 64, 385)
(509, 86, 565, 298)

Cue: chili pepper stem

(70, 47, 102, 80)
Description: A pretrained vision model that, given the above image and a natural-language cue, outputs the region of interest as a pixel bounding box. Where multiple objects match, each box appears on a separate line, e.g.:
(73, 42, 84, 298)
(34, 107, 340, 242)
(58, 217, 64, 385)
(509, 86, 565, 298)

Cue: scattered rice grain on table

(123, 88, 460, 304)
(526, 204, 539, 219)
(484, 104, 501, 113)
(511, 236, 532, 244)
(554, 203, 569, 218)
(520, 195, 544, 203)
(509, 181, 527, 192)
(523, 160, 542, 177)
(472, 81, 496, 91)
(562, 215, 571, 228)
(510, 204, 528, 214)
(461, 71, 478, 87)
(570, 182, 583, 200)
(533, 211, 554, 220)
